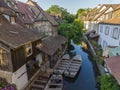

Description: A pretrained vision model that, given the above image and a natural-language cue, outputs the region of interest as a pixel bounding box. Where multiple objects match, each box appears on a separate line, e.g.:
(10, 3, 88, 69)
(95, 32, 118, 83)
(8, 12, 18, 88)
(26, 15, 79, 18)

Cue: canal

(63, 42, 98, 90)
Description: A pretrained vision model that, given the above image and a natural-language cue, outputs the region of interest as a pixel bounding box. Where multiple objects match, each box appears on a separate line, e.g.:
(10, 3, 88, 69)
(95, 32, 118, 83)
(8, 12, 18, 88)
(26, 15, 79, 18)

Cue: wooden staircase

(27, 71, 51, 90)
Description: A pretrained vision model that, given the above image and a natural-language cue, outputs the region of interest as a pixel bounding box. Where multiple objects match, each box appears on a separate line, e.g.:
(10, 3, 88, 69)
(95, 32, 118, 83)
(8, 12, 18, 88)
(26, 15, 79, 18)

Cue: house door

(36, 54, 42, 67)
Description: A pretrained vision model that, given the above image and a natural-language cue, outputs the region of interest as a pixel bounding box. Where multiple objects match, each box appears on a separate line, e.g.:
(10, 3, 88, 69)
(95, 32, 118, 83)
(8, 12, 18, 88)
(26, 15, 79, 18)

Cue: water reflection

(63, 41, 98, 90)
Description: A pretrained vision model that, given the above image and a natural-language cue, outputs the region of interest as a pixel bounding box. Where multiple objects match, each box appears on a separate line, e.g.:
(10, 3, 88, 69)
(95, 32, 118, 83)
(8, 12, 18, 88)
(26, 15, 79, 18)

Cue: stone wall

(0, 70, 12, 83)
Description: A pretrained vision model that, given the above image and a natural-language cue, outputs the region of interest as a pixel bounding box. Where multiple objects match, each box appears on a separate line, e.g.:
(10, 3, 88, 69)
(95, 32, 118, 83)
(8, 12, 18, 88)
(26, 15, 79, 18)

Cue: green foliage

(64, 14, 76, 23)
(47, 5, 84, 44)
(46, 5, 76, 23)
(77, 8, 86, 17)
(58, 20, 84, 44)
(0, 78, 7, 88)
(76, 8, 91, 19)
(97, 75, 120, 90)
(93, 55, 97, 61)
(46, 5, 61, 14)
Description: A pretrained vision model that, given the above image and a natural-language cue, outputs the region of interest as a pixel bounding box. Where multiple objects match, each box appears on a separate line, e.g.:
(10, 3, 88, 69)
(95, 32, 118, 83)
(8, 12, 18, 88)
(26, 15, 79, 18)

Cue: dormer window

(22, 14, 25, 19)
(25, 43, 32, 57)
(3, 14, 15, 24)
(10, 17, 15, 24)
(7, 2, 11, 7)
(29, 15, 33, 21)
(3, 14, 10, 21)
(15, 5, 17, 9)
(16, 12, 19, 17)
(28, 7, 32, 13)
(25, 24, 29, 28)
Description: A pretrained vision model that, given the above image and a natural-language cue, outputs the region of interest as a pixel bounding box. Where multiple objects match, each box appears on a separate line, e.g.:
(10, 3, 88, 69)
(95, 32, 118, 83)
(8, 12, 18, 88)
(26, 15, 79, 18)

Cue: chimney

(97, 4, 102, 9)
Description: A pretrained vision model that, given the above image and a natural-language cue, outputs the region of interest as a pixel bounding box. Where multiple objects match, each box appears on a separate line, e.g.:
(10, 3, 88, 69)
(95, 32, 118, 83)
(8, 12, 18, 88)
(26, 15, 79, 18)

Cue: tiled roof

(105, 56, 120, 85)
(100, 17, 120, 25)
(0, 15, 41, 49)
(92, 7, 109, 21)
(86, 4, 120, 21)
(104, 4, 120, 9)
(114, 5, 120, 10)
(37, 35, 67, 56)
(0, 1, 15, 16)
(17, 1, 35, 24)
(28, 1, 58, 26)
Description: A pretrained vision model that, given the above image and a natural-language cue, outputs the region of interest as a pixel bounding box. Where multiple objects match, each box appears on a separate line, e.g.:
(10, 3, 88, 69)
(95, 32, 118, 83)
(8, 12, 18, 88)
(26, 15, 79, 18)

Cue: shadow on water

(63, 41, 98, 90)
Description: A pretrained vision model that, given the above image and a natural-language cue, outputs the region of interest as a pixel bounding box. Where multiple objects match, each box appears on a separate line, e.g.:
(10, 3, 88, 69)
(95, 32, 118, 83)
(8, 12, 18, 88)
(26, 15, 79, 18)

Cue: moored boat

(54, 54, 70, 74)
(44, 74, 63, 90)
(64, 54, 82, 78)
(61, 54, 70, 60)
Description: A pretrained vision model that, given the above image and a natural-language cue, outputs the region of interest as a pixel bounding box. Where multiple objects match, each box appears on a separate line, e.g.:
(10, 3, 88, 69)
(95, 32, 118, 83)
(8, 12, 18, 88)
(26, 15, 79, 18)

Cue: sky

(20, 0, 120, 14)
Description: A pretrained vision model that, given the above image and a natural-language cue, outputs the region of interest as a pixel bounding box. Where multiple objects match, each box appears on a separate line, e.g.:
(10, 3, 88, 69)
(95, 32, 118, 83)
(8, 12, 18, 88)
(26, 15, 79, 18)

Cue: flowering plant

(1, 85, 16, 90)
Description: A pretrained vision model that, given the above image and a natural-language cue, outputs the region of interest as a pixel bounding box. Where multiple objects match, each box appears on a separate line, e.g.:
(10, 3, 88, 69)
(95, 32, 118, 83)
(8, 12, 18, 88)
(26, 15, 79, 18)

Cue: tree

(58, 20, 84, 44)
(47, 5, 84, 44)
(77, 8, 86, 17)
(46, 5, 76, 23)
(76, 8, 91, 21)
(46, 5, 61, 15)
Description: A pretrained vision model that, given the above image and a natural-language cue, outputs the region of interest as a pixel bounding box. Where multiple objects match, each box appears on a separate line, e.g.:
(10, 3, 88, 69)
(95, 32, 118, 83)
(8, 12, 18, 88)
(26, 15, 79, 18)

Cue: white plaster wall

(89, 21, 98, 31)
(98, 24, 120, 49)
(12, 64, 28, 90)
(84, 21, 90, 30)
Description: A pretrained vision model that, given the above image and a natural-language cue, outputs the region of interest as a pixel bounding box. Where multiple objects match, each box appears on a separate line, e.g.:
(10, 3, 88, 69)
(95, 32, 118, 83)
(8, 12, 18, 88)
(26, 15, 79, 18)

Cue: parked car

(104, 67, 110, 75)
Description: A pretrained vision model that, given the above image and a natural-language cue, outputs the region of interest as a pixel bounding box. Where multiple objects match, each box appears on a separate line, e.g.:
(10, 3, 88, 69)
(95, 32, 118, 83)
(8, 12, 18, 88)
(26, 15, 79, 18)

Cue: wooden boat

(44, 74, 63, 90)
(64, 54, 82, 78)
(54, 54, 70, 75)
(61, 54, 70, 60)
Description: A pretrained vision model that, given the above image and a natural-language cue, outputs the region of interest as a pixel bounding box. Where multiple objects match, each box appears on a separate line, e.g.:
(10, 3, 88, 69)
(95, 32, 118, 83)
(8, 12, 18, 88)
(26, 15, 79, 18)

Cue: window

(7, 2, 11, 7)
(0, 48, 9, 69)
(16, 12, 19, 17)
(28, 7, 32, 13)
(98, 37, 102, 44)
(112, 28, 119, 39)
(100, 25, 103, 33)
(15, 5, 18, 9)
(3, 14, 10, 21)
(25, 43, 32, 57)
(25, 24, 29, 28)
(103, 40, 108, 48)
(29, 15, 33, 21)
(105, 26, 109, 35)
(10, 17, 15, 24)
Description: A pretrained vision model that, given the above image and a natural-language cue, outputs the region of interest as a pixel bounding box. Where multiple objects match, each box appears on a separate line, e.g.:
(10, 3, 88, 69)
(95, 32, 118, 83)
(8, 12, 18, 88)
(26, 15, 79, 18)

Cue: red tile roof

(105, 56, 120, 85)
(100, 17, 120, 25)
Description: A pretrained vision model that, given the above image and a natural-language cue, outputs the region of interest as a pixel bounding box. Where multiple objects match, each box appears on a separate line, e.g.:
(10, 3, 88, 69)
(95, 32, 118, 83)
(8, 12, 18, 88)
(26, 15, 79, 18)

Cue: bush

(97, 75, 120, 90)
(0, 77, 16, 90)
